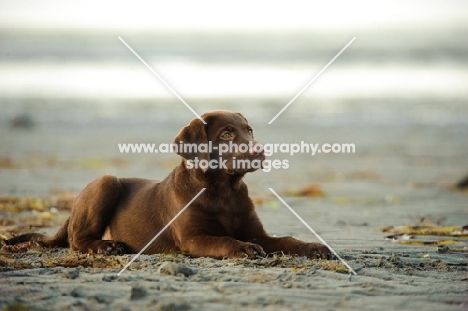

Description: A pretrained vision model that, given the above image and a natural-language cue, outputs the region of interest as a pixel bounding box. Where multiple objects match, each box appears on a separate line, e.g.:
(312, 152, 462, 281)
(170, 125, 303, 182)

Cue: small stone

(70, 287, 86, 298)
(102, 274, 117, 282)
(282, 282, 293, 288)
(130, 285, 147, 300)
(438, 245, 449, 254)
(158, 262, 196, 277)
(64, 268, 79, 279)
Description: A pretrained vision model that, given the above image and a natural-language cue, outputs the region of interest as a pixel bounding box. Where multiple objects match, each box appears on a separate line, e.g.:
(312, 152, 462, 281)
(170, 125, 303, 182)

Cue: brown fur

(6, 110, 331, 259)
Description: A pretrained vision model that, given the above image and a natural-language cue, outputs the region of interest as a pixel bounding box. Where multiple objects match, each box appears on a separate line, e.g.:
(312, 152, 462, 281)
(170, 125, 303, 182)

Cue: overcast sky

(1, 0, 467, 31)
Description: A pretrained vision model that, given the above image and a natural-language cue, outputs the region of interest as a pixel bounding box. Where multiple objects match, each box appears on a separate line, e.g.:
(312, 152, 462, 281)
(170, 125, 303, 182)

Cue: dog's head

(173, 110, 265, 175)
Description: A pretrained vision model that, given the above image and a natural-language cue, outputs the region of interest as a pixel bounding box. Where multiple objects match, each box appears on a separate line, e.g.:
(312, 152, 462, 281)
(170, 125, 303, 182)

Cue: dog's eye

(221, 131, 231, 139)
(248, 128, 253, 136)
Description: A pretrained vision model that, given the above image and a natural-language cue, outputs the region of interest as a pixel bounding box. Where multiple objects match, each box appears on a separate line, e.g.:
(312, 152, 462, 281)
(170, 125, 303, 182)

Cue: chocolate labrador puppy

(7, 110, 331, 259)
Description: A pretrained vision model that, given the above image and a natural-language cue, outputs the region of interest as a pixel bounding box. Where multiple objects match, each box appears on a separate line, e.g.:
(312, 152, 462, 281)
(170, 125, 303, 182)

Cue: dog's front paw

(304, 243, 333, 259)
(233, 242, 266, 259)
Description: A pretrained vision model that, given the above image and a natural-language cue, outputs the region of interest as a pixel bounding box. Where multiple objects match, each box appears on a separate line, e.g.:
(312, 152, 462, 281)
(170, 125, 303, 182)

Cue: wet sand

(0, 99, 467, 310)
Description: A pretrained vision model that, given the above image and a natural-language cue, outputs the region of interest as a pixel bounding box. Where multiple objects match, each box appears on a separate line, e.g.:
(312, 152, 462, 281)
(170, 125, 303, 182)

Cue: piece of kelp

(383, 225, 468, 237)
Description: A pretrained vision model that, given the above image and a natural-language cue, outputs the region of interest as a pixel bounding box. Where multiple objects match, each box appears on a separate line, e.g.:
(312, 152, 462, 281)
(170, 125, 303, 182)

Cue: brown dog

(7, 110, 331, 259)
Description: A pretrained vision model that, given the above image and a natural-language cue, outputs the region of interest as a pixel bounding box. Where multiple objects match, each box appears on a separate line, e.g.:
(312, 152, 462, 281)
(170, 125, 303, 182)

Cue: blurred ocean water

(1, 29, 467, 98)
(0, 28, 467, 129)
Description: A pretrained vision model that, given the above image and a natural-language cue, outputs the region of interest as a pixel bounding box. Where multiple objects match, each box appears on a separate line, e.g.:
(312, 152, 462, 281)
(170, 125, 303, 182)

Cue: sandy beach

(1, 98, 467, 311)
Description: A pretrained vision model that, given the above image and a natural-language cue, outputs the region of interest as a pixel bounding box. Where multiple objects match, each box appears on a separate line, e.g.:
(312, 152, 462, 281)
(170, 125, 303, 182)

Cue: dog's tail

(5, 217, 70, 248)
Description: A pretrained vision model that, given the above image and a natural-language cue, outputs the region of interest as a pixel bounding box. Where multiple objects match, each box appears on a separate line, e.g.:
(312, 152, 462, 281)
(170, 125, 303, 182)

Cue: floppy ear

(173, 118, 210, 164)
(236, 112, 248, 123)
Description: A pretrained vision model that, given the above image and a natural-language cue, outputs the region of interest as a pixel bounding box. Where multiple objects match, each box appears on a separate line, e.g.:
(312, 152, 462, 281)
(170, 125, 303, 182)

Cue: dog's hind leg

(68, 175, 128, 254)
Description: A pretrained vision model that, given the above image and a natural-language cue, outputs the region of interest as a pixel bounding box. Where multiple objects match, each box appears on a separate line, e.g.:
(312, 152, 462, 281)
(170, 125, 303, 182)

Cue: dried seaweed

(383, 225, 468, 237)
(287, 183, 325, 198)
